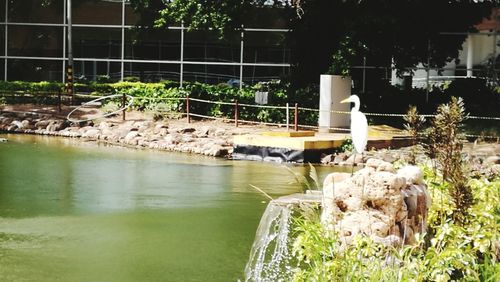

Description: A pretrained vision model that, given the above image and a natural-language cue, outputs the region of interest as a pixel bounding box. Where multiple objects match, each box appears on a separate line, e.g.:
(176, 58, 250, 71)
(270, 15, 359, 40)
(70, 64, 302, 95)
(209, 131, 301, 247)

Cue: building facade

(395, 7, 499, 88)
(0, 0, 291, 84)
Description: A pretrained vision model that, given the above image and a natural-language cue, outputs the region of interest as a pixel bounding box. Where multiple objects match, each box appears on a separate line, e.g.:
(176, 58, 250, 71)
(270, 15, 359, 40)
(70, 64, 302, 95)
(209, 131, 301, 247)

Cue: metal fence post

(235, 99, 239, 127)
(294, 103, 298, 131)
(186, 94, 190, 123)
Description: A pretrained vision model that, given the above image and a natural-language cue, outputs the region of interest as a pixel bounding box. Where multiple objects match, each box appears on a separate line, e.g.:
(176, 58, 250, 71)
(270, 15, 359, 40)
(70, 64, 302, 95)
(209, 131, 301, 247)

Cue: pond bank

(1, 106, 499, 172)
(0, 108, 288, 158)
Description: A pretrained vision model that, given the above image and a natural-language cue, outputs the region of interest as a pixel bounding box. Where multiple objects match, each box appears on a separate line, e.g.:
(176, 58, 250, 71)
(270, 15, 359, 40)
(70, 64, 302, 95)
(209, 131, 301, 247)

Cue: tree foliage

(130, 0, 294, 36)
(130, 0, 495, 86)
(290, 0, 495, 86)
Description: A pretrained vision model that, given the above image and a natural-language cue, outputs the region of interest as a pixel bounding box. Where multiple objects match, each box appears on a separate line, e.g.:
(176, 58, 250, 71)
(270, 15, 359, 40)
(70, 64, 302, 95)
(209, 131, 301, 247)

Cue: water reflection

(0, 134, 319, 216)
(0, 133, 346, 281)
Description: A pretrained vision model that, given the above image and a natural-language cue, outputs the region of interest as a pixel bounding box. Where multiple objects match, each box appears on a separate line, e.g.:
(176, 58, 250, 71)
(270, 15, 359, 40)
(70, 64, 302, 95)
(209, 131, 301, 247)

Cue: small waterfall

(244, 193, 322, 282)
(244, 202, 295, 281)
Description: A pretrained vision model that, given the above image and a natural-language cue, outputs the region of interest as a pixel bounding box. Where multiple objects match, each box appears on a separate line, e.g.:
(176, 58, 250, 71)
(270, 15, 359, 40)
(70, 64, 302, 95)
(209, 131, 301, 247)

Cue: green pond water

(0, 134, 343, 282)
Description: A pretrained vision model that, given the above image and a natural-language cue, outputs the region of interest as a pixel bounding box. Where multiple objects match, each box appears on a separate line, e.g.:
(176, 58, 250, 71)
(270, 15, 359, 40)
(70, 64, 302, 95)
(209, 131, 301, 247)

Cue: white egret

(340, 95, 368, 173)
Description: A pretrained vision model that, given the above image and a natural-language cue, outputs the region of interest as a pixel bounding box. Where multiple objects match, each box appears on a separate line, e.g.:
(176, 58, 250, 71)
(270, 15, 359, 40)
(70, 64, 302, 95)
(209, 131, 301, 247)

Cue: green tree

(289, 0, 495, 87)
(130, 0, 495, 87)
(130, 0, 294, 37)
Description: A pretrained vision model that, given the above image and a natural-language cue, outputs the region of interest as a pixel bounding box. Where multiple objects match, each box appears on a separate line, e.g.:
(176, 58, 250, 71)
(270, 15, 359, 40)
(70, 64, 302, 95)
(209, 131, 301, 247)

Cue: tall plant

(427, 96, 473, 223)
(403, 105, 425, 164)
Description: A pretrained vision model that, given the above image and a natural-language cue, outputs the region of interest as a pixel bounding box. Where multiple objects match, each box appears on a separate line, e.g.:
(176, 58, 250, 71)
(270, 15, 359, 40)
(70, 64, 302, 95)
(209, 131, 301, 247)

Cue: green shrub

(101, 101, 120, 114)
(444, 78, 499, 116)
(150, 102, 182, 121)
(404, 105, 426, 164)
(0, 80, 63, 93)
(426, 97, 473, 223)
(95, 75, 111, 83)
(290, 172, 499, 282)
(160, 80, 180, 89)
(123, 76, 140, 82)
(339, 137, 353, 153)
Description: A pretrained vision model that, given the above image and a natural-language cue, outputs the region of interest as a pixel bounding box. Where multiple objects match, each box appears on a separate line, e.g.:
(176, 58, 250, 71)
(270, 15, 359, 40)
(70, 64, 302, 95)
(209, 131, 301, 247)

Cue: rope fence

(1, 91, 499, 140)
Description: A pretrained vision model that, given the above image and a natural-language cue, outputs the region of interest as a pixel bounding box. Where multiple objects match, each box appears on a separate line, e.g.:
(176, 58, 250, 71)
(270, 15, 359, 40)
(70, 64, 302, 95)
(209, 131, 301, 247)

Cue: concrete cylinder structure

(318, 75, 351, 132)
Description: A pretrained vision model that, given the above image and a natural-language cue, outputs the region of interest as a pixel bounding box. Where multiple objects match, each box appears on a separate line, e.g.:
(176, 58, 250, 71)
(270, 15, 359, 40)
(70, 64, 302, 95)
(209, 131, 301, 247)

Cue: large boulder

(321, 159, 431, 246)
(124, 131, 140, 144)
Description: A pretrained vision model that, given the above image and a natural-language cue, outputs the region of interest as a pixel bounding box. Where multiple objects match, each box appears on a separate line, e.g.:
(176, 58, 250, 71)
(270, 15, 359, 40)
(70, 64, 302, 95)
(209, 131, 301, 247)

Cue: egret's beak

(340, 98, 350, 103)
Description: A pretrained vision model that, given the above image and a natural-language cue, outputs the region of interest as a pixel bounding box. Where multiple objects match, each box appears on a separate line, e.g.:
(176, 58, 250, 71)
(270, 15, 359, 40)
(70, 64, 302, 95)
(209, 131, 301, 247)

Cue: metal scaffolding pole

(239, 25, 244, 90)
(180, 23, 184, 87)
(62, 0, 66, 83)
(121, 0, 125, 81)
(4, 0, 8, 81)
(66, 0, 74, 98)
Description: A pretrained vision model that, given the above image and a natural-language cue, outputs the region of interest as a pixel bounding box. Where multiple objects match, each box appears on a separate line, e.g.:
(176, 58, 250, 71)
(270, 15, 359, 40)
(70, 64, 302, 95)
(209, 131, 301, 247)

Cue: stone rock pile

(0, 112, 234, 157)
(321, 148, 428, 167)
(321, 158, 431, 246)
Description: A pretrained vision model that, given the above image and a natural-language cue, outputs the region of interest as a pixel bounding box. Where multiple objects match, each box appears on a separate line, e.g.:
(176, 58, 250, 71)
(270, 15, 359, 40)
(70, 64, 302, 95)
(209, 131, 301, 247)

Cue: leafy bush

(404, 105, 426, 164)
(288, 97, 498, 281)
(181, 81, 290, 124)
(0, 79, 496, 134)
(425, 97, 473, 223)
(123, 76, 140, 82)
(75, 82, 114, 94)
(339, 137, 354, 153)
(0, 80, 63, 92)
(95, 75, 111, 83)
(290, 172, 499, 282)
(359, 78, 499, 120)
(149, 102, 183, 121)
(101, 101, 120, 114)
(444, 78, 499, 116)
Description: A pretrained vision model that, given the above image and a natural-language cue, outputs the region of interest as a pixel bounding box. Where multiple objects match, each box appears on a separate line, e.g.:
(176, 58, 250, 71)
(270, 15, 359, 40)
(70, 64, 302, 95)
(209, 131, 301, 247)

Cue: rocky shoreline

(0, 111, 238, 157)
(1, 110, 499, 175)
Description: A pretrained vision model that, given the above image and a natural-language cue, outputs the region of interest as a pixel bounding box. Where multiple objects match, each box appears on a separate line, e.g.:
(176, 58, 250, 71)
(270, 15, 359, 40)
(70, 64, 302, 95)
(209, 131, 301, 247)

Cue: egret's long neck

(352, 101, 360, 112)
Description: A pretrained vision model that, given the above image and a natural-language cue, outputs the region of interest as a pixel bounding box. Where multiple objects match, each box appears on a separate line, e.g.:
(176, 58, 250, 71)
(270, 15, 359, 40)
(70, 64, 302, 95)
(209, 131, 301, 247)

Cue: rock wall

(321, 158, 431, 246)
(0, 112, 234, 157)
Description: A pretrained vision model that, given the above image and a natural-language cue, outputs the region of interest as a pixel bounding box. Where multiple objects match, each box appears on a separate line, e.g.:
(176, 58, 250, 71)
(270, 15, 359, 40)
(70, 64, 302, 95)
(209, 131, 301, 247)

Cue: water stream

(244, 202, 295, 281)
(244, 193, 322, 281)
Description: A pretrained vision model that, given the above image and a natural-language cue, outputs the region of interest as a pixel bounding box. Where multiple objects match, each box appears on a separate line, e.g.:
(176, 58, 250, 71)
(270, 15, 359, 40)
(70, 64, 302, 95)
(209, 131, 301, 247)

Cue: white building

(392, 8, 499, 88)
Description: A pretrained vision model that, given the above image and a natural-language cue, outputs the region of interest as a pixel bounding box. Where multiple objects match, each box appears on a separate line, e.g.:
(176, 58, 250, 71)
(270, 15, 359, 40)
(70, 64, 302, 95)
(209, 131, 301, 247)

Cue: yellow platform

(233, 125, 411, 161)
(260, 131, 316, 137)
(234, 134, 347, 150)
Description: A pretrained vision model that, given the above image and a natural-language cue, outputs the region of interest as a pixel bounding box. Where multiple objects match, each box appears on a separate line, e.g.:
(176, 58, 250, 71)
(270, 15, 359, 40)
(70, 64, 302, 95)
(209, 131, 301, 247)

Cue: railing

(1, 91, 499, 140)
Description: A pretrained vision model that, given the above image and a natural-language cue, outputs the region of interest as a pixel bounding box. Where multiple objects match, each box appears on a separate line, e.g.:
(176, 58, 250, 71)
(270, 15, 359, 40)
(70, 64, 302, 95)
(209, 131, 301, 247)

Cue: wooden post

(122, 93, 126, 121)
(294, 103, 298, 131)
(186, 94, 190, 123)
(57, 90, 62, 113)
(286, 102, 290, 131)
(66, 65, 73, 106)
(234, 100, 239, 127)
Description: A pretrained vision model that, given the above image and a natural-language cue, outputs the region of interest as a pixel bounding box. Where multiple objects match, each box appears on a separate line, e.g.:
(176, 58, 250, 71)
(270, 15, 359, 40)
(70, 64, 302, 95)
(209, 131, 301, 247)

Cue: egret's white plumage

(340, 95, 368, 154)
